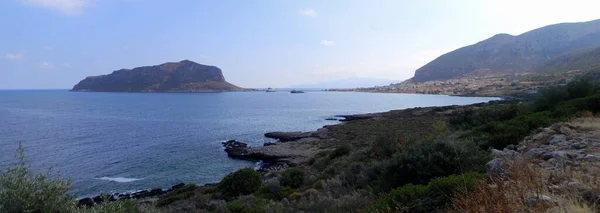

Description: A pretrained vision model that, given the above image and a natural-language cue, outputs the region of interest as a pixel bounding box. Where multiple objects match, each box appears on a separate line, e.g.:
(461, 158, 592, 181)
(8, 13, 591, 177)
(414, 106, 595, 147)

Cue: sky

(1, 0, 600, 89)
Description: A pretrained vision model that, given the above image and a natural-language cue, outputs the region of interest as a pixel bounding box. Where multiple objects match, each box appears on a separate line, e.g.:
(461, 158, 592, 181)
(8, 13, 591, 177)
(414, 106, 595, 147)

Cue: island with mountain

(71, 60, 246, 92)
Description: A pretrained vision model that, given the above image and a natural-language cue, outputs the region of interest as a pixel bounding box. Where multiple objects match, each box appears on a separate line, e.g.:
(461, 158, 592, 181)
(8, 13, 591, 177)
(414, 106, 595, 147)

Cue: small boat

(266, 87, 276, 92)
(290, 90, 304, 93)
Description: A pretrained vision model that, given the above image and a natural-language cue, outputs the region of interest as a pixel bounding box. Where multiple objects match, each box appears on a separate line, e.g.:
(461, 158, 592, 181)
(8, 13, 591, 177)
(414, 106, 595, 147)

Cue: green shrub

(280, 167, 305, 188)
(0, 142, 76, 213)
(381, 138, 489, 191)
(156, 184, 197, 207)
(256, 181, 293, 201)
(368, 134, 401, 159)
(219, 168, 262, 199)
(226, 200, 246, 213)
(0, 142, 158, 213)
(80, 200, 158, 213)
(225, 196, 268, 213)
(312, 180, 325, 189)
(372, 172, 483, 212)
(329, 145, 351, 159)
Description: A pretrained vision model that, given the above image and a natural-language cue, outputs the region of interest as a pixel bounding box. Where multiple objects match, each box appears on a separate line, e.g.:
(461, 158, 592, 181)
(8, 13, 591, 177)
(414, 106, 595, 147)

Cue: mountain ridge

(412, 18, 600, 82)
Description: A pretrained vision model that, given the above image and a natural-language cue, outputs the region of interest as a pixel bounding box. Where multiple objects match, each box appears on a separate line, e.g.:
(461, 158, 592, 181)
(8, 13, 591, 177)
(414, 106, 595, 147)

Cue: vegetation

(280, 168, 305, 189)
(218, 168, 262, 199)
(455, 78, 600, 149)
(4, 78, 600, 212)
(156, 184, 197, 207)
(0, 142, 158, 213)
(371, 172, 483, 212)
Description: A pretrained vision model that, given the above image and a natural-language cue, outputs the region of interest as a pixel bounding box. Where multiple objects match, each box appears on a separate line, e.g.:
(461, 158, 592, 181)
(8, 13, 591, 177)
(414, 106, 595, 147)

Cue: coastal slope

(412, 19, 600, 82)
(71, 60, 244, 92)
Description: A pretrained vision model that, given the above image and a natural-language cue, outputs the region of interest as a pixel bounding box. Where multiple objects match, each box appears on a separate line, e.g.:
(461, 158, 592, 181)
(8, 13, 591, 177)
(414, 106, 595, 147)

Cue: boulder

(584, 154, 599, 161)
(542, 151, 568, 161)
(264, 142, 277, 146)
(264, 132, 312, 141)
(77, 198, 94, 207)
(525, 194, 554, 207)
(485, 158, 507, 178)
(92, 195, 104, 204)
(526, 148, 544, 158)
(147, 188, 164, 197)
(132, 190, 149, 199)
(571, 142, 587, 149)
(548, 135, 566, 145)
(222, 140, 250, 157)
(171, 183, 185, 191)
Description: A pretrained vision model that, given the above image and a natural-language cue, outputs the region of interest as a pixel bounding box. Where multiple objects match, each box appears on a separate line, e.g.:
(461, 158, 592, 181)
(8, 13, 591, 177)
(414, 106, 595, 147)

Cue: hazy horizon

(1, 0, 599, 89)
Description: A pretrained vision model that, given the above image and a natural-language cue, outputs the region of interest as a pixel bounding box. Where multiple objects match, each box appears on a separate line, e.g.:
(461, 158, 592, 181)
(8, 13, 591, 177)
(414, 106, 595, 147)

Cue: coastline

(75, 95, 504, 205)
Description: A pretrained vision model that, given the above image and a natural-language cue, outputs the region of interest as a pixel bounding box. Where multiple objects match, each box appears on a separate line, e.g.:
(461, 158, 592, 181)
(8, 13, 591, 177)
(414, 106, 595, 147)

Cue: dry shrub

(452, 156, 597, 213)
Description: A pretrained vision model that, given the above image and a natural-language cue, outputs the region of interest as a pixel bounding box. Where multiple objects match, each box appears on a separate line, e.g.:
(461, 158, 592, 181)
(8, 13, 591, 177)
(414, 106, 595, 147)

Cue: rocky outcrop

(71, 60, 245, 92)
(264, 132, 313, 142)
(222, 128, 333, 166)
(486, 119, 600, 180)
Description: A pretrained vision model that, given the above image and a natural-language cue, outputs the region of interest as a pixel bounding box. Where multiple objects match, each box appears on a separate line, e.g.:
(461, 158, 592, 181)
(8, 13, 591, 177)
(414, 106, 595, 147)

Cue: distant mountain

(72, 60, 244, 92)
(290, 78, 399, 89)
(412, 19, 600, 82)
(535, 46, 600, 73)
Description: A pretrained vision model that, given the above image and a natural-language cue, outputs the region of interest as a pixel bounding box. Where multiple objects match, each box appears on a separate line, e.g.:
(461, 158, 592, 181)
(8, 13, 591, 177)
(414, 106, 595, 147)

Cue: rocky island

(71, 60, 246, 92)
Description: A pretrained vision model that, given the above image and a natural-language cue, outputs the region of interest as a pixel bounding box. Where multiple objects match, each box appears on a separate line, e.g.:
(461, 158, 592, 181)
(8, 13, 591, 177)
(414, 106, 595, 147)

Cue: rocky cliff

(71, 60, 244, 92)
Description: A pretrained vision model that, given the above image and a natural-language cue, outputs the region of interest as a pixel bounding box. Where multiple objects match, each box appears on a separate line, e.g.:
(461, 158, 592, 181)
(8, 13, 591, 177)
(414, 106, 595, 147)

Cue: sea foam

(97, 177, 142, 183)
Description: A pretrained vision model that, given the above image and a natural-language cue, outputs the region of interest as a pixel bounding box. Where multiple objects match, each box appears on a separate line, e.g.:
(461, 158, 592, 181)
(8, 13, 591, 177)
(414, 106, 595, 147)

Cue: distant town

(327, 70, 586, 97)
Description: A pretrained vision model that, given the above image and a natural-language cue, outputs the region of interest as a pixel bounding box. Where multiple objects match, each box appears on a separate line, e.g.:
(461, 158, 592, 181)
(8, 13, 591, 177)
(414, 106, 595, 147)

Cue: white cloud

(4, 53, 25, 61)
(300, 9, 317, 17)
(22, 0, 92, 15)
(39, 61, 54, 69)
(63, 63, 72, 68)
(320, 40, 335, 46)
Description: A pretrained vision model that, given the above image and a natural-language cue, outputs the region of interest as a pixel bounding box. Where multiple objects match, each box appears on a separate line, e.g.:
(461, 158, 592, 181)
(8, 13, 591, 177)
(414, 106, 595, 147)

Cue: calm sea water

(0, 90, 499, 197)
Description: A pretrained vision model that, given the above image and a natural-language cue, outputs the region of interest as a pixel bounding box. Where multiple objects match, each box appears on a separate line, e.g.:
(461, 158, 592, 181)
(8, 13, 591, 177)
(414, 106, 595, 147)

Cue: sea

(0, 90, 499, 197)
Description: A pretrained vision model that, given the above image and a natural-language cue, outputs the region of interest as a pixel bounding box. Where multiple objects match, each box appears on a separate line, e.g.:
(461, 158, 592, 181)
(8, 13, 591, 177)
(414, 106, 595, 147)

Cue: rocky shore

(221, 126, 333, 167)
(77, 183, 188, 207)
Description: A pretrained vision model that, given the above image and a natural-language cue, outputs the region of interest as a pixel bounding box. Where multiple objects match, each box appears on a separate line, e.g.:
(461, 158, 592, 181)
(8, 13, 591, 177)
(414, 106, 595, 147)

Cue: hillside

(412, 19, 600, 82)
(71, 60, 244, 92)
(535, 46, 600, 73)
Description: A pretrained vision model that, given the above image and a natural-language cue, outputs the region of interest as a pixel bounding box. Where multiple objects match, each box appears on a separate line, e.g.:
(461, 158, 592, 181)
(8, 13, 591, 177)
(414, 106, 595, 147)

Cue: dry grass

(452, 114, 600, 213)
(452, 157, 598, 213)
(568, 116, 600, 138)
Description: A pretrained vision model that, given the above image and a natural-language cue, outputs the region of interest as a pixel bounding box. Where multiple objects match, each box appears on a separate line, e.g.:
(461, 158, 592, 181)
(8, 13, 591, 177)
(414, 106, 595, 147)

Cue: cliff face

(412, 19, 600, 82)
(71, 60, 243, 92)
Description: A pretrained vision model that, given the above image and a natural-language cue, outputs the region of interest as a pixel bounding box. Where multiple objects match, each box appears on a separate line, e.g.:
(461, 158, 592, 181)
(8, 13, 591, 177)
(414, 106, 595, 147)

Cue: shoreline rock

(76, 182, 210, 207)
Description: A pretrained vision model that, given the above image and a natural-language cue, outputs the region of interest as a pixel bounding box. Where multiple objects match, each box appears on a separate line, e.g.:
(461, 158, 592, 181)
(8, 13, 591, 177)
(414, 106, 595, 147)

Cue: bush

(256, 181, 293, 201)
(381, 138, 489, 191)
(225, 196, 269, 213)
(80, 200, 158, 213)
(372, 172, 483, 212)
(280, 167, 305, 189)
(0, 142, 157, 213)
(329, 145, 350, 159)
(219, 168, 262, 199)
(0, 142, 76, 213)
(368, 134, 401, 159)
(156, 184, 197, 207)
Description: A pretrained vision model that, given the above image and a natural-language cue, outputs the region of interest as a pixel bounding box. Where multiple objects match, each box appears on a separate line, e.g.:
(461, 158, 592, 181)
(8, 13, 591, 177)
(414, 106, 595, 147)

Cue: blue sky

(1, 0, 599, 89)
